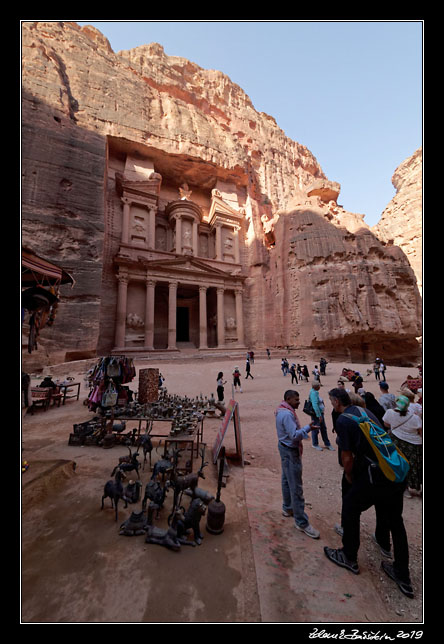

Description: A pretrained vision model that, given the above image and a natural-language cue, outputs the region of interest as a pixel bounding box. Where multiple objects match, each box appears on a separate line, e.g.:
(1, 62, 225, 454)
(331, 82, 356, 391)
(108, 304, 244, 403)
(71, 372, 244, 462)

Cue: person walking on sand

(245, 359, 254, 379)
(275, 389, 321, 539)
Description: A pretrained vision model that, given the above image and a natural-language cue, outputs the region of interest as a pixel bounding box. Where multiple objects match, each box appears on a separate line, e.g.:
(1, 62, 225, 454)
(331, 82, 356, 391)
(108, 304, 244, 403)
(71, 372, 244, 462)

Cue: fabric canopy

(22, 248, 75, 287)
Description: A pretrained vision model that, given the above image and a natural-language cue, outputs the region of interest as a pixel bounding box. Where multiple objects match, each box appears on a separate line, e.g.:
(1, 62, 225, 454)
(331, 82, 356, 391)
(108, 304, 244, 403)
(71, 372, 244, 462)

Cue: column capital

(117, 271, 129, 285)
(121, 196, 131, 205)
(199, 284, 208, 293)
(145, 278, 157, 287)
(217, 286, 225, 294)
(169, 280, 179, 289)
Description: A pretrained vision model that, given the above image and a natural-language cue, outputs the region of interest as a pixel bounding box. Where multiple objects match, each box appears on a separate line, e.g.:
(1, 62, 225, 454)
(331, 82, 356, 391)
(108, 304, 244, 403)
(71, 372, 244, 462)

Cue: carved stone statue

(179, 183, 192, 200)
(261, 213, 280, 248)
(225, 316, 237, 330)
(127, 312, 145, 329)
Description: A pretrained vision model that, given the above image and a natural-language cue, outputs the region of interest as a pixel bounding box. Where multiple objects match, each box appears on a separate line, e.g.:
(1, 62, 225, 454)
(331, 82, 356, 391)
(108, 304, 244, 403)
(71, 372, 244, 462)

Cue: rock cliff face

(21, 21, 422, 367)
(372, 148, 422, 294)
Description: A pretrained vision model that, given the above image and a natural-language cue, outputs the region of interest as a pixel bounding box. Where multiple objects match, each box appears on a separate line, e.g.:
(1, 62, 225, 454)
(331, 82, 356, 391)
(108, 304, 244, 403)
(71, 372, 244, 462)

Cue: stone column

(175, 216, 182, 255)
(234, 226, 240, 264)
(167, 281, 178, 350)
(215, 224, 222, 261)
(199, 285, 208, 349)
(192, 221, 199, 257)
(235, 288, 244, 346)
(121, 198, 131, 245)
(115, 271, 128, 348)
(144, 278, 156, 350)
(149, 208, 156, 249)
(217, 287, 225, 347)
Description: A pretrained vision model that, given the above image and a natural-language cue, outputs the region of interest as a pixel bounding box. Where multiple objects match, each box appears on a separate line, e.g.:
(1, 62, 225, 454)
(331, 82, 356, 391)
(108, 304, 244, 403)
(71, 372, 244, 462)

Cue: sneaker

(334, 523, 344, 537)
(381, 561, 414, 598)
(296, 523, 320, 539)
(312, 445, 323, 451)
(372, 534, 392, 559)
(324, 547, 360, 574)
(325, 445, 335, 451)
(282, 509, 293, 517)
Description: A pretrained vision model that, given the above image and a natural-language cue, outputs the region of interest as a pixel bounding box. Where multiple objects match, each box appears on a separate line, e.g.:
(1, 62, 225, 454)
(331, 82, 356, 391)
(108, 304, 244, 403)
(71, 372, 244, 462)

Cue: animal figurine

(136, 433, 153, 470)
(123, 479, 142, 504)
(119, 510, 146, 536)
(101, 469, 128, 522)
(167, 445, 209, 508)
(142, 479, 169, 516)
(175, 497, 207, 546)
(144, 505, 190, 551)
(111, 448, 141, 479)
(150, 447, 182, 482)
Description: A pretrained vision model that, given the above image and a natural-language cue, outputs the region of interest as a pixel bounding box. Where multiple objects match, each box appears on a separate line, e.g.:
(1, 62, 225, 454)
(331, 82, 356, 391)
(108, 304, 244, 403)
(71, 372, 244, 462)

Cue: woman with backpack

(383, 395, 422, 498)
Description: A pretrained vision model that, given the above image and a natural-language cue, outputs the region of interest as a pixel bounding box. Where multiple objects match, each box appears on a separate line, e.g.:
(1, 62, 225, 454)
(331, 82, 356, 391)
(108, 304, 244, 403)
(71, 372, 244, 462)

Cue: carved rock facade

(21, 22, 422, 367)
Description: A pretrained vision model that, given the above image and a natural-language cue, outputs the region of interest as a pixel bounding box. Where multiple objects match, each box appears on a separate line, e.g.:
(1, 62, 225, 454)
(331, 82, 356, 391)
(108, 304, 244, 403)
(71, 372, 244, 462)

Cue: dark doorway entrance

(176, 306, 190, 342)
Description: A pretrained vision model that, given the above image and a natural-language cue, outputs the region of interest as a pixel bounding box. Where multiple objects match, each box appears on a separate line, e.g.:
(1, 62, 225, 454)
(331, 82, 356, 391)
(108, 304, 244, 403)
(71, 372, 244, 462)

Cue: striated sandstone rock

(372, 148, 422, 294)
(21, 21, 422, 368)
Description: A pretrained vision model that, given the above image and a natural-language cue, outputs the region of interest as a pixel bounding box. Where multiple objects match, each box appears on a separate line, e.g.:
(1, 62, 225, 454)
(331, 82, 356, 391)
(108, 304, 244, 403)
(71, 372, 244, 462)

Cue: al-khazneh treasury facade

(103, 141, 248, 354)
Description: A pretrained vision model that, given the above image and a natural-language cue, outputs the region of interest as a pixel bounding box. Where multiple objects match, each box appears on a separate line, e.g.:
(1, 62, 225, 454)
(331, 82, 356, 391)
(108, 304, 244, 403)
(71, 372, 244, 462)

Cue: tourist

(266, 348, 271, 359)
(308, 381, 335, 451)
(351, 372, 363, 393)
(245, 359, 254, 379)
(216, 372, 226, 403)
(383, 395, 422, 498)
(249, 350, 255, 364)
(363, 391, 386, 425)
(337, 376, 351, 393)
(320, 357, 328, 376)
(379, 381, 396, 411)
(289, 363, 298, 384)
(324, 387, 414, 599)
(302, 365, 310, 382)
(281, 358, 289, 376)
(275, 389, 320, 539)
(312, 365, 321, 384)
(232, 366, 243, 393)
(297, 364, 303, 381)
(400, 388, 422, 419)
(379, 361, 387, 382)
(373, 361, 381, 381)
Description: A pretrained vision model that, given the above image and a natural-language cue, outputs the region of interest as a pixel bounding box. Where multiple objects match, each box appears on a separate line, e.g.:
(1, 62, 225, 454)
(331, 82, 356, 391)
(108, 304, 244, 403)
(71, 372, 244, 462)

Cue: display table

(60, 382, 81, 404)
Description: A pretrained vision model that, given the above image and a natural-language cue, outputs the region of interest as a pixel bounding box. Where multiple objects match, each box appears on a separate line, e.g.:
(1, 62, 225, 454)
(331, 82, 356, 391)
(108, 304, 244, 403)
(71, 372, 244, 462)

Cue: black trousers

(341, 471, 410, 582)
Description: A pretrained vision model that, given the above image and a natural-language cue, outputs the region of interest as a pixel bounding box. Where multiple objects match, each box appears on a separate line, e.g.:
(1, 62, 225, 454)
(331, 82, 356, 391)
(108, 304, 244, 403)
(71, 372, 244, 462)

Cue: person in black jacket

(323, 388, 413, 599)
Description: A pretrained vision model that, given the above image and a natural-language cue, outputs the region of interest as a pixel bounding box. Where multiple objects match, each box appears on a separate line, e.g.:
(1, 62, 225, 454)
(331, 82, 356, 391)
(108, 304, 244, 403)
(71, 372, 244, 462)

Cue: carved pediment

(115, 171, 162, 200)
(140, 256, 231, 278)
(208, 194, 245, 227)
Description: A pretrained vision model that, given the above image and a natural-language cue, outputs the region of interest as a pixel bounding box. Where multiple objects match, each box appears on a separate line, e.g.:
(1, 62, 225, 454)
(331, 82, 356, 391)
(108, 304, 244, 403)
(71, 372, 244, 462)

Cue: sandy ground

(21, 354, 423, 624)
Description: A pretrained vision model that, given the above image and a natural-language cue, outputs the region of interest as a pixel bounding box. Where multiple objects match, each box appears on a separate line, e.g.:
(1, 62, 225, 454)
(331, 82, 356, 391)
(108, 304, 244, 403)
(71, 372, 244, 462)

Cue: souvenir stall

(22, 247, 75, 354)
(87, 356, 137, 412)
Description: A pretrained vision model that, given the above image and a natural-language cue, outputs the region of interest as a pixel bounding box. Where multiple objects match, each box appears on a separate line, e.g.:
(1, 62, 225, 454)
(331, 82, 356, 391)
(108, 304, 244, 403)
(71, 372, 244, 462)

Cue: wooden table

(59, 382, 81, 404)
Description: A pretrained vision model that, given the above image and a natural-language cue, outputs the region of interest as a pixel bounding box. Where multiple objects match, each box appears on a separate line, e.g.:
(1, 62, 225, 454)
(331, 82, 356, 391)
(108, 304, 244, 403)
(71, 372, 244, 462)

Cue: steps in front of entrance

(112, 344, 250, 362)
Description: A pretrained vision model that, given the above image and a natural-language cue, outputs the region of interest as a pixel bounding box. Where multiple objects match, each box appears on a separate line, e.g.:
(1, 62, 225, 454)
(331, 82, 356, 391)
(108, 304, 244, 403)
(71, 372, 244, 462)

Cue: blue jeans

(311, 415, 332, 447)
(278, 442, 309, 528)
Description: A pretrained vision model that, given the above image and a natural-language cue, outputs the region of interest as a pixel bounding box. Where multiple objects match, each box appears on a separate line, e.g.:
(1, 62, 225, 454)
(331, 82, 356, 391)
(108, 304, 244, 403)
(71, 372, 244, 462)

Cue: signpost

(212, 399, 244, 466)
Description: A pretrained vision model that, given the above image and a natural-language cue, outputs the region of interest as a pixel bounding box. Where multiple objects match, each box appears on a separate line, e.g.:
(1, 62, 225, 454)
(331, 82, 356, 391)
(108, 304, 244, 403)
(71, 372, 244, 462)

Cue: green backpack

(343, 410, 410, 483)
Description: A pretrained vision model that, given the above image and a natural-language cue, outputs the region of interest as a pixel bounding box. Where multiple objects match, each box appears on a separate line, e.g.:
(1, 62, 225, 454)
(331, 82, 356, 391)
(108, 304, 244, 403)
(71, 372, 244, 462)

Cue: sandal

(381, 561, 414, 598)
(324, 547, 359, 574)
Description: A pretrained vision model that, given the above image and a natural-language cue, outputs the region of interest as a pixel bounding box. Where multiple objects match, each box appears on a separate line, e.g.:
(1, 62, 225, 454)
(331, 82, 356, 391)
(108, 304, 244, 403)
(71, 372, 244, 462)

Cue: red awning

(22, 248, 75, 287)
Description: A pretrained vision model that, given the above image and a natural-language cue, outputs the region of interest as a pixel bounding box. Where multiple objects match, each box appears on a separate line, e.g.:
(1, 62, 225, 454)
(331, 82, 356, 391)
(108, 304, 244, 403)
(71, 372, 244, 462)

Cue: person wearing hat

(382, 395, 422, 498)
(39, 375, 58, 390)
(378, 381, 396, 411)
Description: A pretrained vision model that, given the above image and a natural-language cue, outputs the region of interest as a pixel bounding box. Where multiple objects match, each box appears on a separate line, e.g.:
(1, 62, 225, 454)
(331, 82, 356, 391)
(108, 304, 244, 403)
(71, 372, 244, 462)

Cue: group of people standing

(275, 360, 422, 601)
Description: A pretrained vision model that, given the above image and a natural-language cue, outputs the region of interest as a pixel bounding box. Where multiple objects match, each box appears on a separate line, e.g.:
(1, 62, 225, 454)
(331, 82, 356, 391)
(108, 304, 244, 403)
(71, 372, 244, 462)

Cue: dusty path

(21, 355, 423, 624)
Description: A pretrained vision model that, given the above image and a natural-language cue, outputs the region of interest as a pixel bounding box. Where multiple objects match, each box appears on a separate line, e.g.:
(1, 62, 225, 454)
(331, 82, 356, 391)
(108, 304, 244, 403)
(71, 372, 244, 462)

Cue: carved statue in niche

(261, 213, 280, 248)
(156, 227, 167, 250)
(127, 313, 145, 329)
(225, 316, 237, 330)
(224, 236, 233, 251)
(200, 235, 208, 257)
(179, 183, 192, 200)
